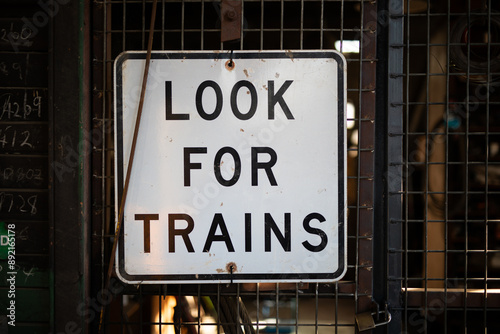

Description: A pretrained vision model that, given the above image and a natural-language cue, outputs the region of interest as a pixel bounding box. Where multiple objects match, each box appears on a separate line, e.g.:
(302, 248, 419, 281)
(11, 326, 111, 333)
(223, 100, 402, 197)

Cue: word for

(166, 80, 294, 121)
(135, 212, 328, 254)
(184, 146, 277, 187)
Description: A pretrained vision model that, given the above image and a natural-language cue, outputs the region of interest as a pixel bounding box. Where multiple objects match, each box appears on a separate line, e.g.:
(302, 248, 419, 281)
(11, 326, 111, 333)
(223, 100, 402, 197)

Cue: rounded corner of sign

(114, 51, 129, 68)
(317, 264, 347, 283)
(115, 263, 138, 285)
(334, 262, 348, 282)
(338, 242, 349, 282)
(114, 51, 139, 72)
(329, 51, 347, 70)
(334, 49, 347, 61)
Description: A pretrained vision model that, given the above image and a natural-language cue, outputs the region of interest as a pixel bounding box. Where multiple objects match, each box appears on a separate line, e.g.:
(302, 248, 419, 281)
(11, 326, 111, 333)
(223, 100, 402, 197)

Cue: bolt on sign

(114, 51, 347, 284)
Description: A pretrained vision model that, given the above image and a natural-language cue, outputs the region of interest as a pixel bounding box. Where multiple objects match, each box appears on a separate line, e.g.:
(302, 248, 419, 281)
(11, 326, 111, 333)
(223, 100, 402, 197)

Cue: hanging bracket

(356, 304, 392, 332)
(221, 0, 242, 42)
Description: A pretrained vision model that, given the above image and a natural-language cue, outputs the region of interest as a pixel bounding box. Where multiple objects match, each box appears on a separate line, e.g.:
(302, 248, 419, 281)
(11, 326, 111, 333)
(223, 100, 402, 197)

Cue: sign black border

(114, 51, 346, 283)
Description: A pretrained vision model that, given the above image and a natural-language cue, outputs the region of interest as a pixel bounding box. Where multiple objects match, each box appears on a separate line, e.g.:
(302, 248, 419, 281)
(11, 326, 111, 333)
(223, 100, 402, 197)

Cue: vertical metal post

(387, 0, 404, 332)
(356, 0, 378, 329)
(52, 0, 90, 331)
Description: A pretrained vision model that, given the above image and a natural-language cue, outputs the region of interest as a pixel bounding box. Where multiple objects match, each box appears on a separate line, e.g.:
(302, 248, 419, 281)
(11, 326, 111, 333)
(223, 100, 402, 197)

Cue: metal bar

(240, 0, 244, 48)
(200, 0, 204, 49)
(159, 290, 163, 334)
(237, 284, 241, 332)
(464, 1, 471, 329)
(256, 283, 260, 333)
(96, 27, 377, 33)
(402, 0, 412, 330)
(181, 0, 185, 50)
(319, 0, 324, 49)
(120, 294, 125, 333)
(105, 0, 158, 285)
(335, 282, 339, 334)
(357, 1, 377, 328)
(487, 0, 493, 328)
(300, 0, 304, 49)
(424, 4, 431, 331)
(276, 284, 280, 333)
(216, 285, 221, 334)
(98, 1, 158, 332)
(315, 283, 319, 332)
(404, 289, 500, 308)
(482, 1, 492, 329)
(92, 0, 378, 3)
(339, 0, 344, 52)
(387, 0, 404, 332)
(260, 0, 264, 50)
(101, 0, 108, 303)
(444, 0, 452, 331)
(197, 285, 202, 333)
(140, 287, 144, 334)
(221, 0, 243, 43)
(123, 0, 126, 49)
(280, 0, 284, 49)
(295, 284, 299, 333)
(354, 0, 364, 323)
(142, 0, 146, 49)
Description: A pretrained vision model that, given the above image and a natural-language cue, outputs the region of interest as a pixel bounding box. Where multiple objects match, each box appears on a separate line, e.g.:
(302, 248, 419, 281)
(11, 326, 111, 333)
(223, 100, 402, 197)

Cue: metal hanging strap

(98, 0, 159, 332)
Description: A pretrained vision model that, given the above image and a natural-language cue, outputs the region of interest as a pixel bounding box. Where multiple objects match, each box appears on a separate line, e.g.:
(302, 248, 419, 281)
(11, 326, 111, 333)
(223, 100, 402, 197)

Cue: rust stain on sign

(225, 59, 235, 71)
(226, 262, 237, 273)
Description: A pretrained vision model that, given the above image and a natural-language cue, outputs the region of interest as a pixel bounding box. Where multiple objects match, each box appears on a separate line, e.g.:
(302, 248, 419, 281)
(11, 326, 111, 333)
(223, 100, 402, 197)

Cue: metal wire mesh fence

(90, 0, 500, 332)
(91, 0, 377, 333)
(387, 0, 500, 332)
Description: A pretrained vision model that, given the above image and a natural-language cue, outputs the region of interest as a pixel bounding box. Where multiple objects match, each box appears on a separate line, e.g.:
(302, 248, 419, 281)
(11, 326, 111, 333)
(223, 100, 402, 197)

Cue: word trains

(135, 212, 329, 254)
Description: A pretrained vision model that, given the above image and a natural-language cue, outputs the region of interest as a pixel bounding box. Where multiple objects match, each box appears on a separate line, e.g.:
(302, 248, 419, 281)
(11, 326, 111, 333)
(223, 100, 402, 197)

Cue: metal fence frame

(89, 0, 500, 332)
(386, 1, 500, 333)
(91, 0, 380, 332)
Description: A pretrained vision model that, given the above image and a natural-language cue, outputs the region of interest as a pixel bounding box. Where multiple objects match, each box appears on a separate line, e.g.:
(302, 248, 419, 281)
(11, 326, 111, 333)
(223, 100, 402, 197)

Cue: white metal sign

(114, 51, 346, 284)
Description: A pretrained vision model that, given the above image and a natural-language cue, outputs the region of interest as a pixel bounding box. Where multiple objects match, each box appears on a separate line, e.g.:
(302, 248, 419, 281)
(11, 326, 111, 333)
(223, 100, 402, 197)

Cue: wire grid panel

(387, 0, 500, 332)
(91, 0, 376, 332)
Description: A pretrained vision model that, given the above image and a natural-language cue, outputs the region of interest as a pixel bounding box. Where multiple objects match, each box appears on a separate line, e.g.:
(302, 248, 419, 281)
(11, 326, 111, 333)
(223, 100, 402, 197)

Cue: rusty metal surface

(52, 0, 90, 331)
(356, 1, 377, 327)
(221, 0, 242, 42)
(386, 0, 404, 332)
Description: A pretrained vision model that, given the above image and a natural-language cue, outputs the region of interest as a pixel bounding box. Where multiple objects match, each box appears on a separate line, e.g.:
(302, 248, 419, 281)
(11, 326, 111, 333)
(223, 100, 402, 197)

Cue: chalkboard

(0, 89, 47, 122)
(0, 4, 50, 328)
(0, 156, 48, 188)
(0, 18, 49, 52)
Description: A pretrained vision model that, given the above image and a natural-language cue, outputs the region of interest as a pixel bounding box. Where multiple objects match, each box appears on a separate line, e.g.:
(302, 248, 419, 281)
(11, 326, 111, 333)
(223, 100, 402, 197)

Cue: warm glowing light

(153, 296, 177, 334)
(152, 296, 219, 334)
(335, 40, 360, 53)
(347, 102, 356, 129)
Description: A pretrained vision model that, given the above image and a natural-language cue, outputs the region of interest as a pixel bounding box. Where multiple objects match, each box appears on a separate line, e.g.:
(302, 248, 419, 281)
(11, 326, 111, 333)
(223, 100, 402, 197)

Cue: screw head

(225, 10, 237, 21)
